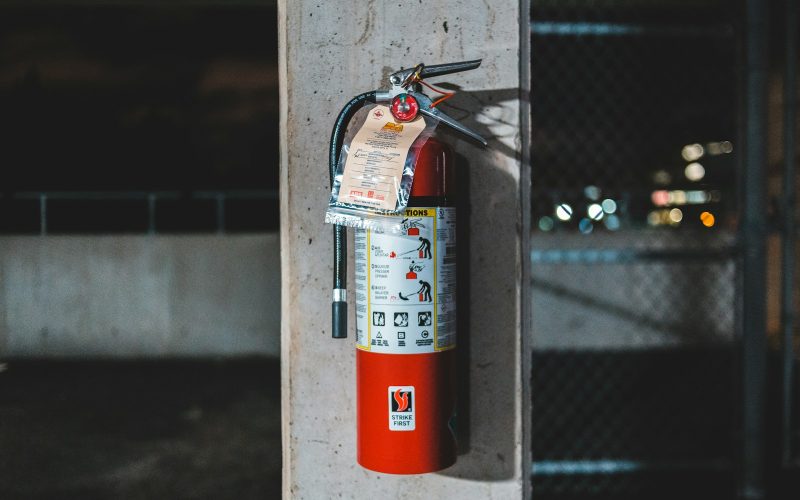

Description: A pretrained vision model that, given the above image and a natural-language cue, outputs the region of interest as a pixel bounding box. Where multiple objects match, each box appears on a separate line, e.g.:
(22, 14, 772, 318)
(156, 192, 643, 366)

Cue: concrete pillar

(279, 2, 531, 498)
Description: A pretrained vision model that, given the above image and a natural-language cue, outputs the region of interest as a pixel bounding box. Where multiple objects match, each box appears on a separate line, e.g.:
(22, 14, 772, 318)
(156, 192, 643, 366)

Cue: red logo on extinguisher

(388, 386, 415, 431)
(393, 388, 411, 412)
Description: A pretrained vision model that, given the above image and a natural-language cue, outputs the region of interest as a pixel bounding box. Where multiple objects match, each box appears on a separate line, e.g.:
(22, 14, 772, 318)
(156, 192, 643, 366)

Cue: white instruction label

(355, 207, 456, 354)
(388, 386, 415, 431)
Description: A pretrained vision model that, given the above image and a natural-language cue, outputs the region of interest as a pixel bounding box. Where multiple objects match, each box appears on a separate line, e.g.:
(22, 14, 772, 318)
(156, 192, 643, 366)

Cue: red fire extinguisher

(328, 61, 486, 474)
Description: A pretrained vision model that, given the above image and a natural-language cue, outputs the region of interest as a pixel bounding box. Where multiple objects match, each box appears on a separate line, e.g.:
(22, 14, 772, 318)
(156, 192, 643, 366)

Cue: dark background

(0, 4, 279, 233)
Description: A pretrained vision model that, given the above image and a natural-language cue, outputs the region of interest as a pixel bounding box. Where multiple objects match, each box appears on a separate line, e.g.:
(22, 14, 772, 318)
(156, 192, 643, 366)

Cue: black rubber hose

(330, 91, 377, 339)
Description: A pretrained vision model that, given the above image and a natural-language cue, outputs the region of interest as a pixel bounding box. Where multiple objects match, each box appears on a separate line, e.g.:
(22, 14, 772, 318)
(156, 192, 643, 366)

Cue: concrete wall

(0, 234, 281, 358)
(279, 0, 530, 498)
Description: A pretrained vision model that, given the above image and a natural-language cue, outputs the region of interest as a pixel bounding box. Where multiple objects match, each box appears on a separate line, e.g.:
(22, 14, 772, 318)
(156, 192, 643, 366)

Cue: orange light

(700, 211, 715, 227)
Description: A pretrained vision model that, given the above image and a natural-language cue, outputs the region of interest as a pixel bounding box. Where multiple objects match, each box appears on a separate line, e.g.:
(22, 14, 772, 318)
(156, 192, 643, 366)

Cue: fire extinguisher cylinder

(326, 59, 487, 476)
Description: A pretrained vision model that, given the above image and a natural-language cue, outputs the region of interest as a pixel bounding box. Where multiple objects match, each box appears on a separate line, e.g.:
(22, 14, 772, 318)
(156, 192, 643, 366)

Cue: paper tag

(336, 105, 426, 211)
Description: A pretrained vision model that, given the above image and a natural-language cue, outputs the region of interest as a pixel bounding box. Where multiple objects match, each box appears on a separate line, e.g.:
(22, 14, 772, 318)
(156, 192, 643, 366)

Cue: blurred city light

(651, 190, 670, 206)
(700, 211, 716, 227)
(539, 216, 555, 231)
(681, 143, 704, 161)
(601, 198, 617, 213)
(587, 203, 604, 220)
(684, 162, 705, 181)
(555, 203, 573, 221)
(651, 189, 718, 207)
(647, 208, 685, 227)
(671, 190, 687, 205)
(706, 140, 733, 156)
(584, 185, 601, 201)
(603, 214, 620, 231)
(578, 218, 593, 234)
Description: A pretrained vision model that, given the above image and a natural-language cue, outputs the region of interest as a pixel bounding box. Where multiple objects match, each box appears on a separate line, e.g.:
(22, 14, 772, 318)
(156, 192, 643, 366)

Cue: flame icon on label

(393, 388, 410, 412)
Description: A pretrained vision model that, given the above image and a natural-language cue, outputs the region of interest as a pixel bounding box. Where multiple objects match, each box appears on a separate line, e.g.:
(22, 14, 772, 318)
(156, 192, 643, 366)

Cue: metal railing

(3, 189, 278, 235)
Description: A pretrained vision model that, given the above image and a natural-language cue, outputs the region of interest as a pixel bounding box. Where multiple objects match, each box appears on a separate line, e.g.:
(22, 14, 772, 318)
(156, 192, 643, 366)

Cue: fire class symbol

(394, 312, 409, 327)
(373, 312, 385, 326)
(418, 311, 432, 326)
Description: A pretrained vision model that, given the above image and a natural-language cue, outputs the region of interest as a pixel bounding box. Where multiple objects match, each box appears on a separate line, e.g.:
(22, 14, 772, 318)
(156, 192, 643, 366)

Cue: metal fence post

(741, 0, 769, 497)
(781, 0, 798, 470)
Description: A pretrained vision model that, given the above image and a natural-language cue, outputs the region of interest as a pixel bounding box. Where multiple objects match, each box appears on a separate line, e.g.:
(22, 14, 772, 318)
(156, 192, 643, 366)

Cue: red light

(390, 93, 419, 122)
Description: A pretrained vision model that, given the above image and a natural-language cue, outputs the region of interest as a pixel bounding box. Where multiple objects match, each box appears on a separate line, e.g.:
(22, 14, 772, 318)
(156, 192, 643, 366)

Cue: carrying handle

(420, 59, 482, 79)
(389, 59, 482, 89)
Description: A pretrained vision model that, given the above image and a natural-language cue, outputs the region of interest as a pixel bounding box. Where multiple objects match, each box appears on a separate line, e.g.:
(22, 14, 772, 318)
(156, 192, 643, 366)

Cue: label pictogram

(394, 312, 409, 327)
(418, 311, 432, 326)
(406, 260, 424, 280)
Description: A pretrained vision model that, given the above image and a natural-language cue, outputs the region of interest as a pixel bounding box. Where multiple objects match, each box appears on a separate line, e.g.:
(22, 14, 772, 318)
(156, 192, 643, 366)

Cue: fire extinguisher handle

(419, 59, 482, 79)
(388, 59, 482, 88)
(408, 91, 488, 147)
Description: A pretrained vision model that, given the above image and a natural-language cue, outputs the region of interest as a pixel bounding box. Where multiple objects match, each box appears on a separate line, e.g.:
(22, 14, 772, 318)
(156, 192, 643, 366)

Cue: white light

(720, 141, 733, 153)
(669, 208, 683, 223)
(647, 211, 660, 226)
(684, 162, 705, 181)
(587, 203, 604, 220)
(555, 203, 573, 221)
(601, 198, 617, 214)
(681, 143, 704, 162)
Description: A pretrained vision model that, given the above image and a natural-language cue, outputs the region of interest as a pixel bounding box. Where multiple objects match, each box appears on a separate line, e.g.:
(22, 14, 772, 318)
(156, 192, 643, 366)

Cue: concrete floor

(0, 359, 281, 499)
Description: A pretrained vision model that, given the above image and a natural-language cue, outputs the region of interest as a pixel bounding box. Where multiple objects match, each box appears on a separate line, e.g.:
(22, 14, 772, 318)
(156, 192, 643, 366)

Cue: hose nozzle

(332, 291, 347, 339)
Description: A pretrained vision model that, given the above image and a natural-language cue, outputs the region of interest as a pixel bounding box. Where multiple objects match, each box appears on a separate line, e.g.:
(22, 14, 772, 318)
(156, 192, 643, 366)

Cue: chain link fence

(530, 1, 744, 497)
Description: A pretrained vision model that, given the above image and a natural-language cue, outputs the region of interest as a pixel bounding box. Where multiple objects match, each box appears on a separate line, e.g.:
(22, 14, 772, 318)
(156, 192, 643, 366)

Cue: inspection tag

(336, 105, 426, 211)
